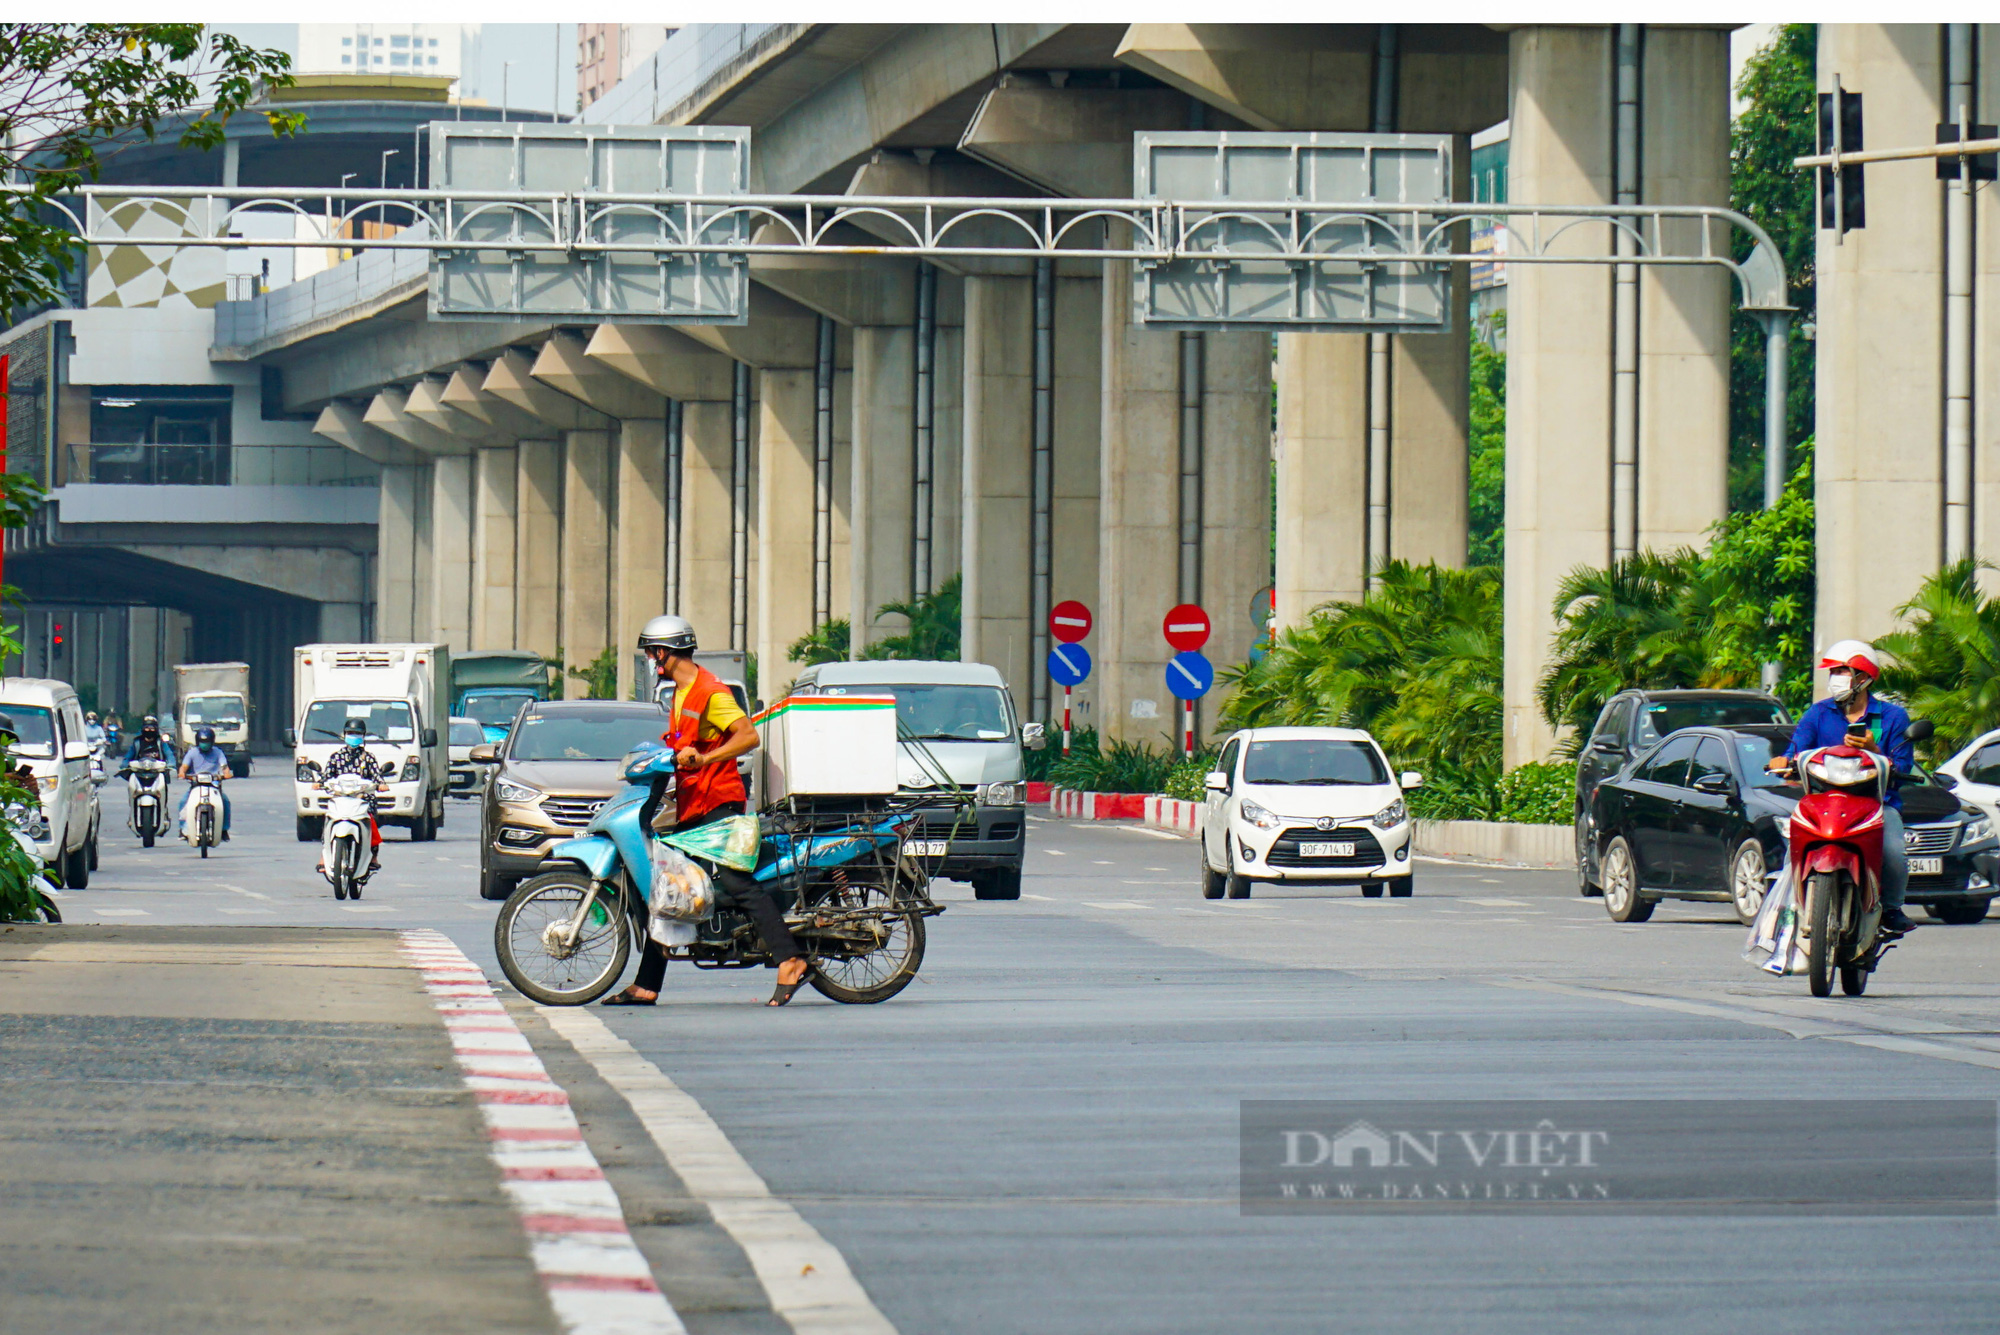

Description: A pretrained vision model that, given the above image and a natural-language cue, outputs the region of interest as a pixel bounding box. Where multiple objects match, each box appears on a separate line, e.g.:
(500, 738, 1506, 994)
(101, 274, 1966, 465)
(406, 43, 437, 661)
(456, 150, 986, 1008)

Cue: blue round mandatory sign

(1048, 643, 1092, 687)
(1166, 650, 1214, 700)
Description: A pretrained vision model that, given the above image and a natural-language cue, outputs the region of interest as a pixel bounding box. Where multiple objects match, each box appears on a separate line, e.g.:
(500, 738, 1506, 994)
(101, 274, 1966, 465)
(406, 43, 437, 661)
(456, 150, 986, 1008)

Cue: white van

(788, 660, 1042, 900)
(0, 678, 100, 887)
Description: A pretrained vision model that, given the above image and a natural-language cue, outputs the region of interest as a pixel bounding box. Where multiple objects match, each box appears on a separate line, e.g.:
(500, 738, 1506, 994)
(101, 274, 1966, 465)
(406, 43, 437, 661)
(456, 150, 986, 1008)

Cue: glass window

(1962, 743, 2000, 786)
(449, 719, 487, 746)
(391, 34, 410, 46)
(302, 700, 414, 744)
(341, 55, 352, 64)
(1593, 698, 1632, 745)
(1690, 737, 1734, 790)
(184, 696, 246, 728)
(341, 36, 352, 45)
(428, 56, 438, 65)
(508, 707, 669, 762)
(430, 37, 439, 46)
(1218, 738, 1241, 784)
(1242, 738, 1388, 786)
(89, 387, 232, 485)
(391, 52, 409, 65)
(462, 690, 537, 729)
(0, 705, 58, 758)
(817, 683, 1014, 742)
(1636, 697, 1788, 747)
(1635, 735, 1699, 787)
(1736, 732, 1800, 789)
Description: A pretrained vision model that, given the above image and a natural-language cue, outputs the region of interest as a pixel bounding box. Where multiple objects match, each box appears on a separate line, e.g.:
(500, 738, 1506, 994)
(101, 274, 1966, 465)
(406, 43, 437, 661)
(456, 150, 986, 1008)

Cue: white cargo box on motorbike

(755, 695, 899, 800)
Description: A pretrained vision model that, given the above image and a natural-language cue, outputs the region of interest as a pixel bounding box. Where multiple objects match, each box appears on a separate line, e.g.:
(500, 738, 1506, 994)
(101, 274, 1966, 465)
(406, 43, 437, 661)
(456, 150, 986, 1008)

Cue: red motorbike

(1783, 720, 1932, 997)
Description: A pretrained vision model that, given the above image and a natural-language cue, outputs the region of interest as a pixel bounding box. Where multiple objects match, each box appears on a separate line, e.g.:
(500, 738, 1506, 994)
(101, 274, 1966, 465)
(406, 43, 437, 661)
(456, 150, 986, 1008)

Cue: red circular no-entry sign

(1162, 603, 1211, 652)
(1050, 600, 1093, 643)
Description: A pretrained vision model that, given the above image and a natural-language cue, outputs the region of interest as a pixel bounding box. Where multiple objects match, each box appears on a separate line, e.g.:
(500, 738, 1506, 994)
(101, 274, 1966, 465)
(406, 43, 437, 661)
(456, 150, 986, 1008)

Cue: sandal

(767, 965, 809, 1007)
(601, 987, 658, 1007)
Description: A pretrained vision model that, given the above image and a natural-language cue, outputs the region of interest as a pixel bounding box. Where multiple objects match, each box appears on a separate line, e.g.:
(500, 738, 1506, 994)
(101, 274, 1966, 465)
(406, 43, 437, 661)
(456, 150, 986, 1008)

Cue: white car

(1199, 726, 1421, 900)
(1932, 727, 2000, 828)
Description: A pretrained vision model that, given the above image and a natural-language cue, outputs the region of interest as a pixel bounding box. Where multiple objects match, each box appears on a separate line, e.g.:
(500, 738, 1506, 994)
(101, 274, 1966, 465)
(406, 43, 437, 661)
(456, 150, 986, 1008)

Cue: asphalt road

(19, 773, 2000, 1333)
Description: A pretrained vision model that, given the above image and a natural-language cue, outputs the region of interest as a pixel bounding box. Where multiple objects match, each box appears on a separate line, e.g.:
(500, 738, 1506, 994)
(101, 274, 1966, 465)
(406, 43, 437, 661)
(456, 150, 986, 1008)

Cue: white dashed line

(93, 908, 149, 917)
(339, 904, 398, 913)
(217, 883, 270, 900)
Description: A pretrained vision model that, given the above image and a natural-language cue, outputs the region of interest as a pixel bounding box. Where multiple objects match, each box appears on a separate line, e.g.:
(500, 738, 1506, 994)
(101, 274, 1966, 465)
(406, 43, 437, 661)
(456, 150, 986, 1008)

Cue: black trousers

(634, 801, 800, 991)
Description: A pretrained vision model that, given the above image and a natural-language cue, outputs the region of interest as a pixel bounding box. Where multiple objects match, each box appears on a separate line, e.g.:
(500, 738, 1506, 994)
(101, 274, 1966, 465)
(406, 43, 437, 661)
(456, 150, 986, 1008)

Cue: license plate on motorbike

(903, 840, 949, 857)
(1910, 856, 1943, 876)
(1299, 841, 1356, 858)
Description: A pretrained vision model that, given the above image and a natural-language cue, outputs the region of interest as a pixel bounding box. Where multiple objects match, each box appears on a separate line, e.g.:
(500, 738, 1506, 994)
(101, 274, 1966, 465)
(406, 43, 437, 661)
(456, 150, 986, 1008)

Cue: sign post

(1049, 601, 1093, 757)
(1162, 605, 1213, 759)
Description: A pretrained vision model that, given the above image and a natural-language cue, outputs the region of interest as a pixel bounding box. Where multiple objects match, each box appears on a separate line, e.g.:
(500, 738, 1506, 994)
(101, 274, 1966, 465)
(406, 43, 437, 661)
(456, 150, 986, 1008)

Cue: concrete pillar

(1275, 334, 1369, 622)
(850, 326, 917, 650)
(319, 603, 365, 642)
(1051, 272, 1103, 728)
(472, 444, 519, 650)
(757, 369, 818, 697)
(614, 417, 669, 700)
(127, 606, 160, 716)
(1979, 25, 2000, 581)
(377, 463, 422, 640)
(960, 273, 1034, 709)
(410, 462, 435, 643)
(679, 401, 736, 653)
(1201, 332, 1276, 693)
(830, 363, 854, 644)
(559, 430, 614, 698)
(429, 454, 475, 654)
(514, 440, 562, 665)
(933, 292, 966, 588)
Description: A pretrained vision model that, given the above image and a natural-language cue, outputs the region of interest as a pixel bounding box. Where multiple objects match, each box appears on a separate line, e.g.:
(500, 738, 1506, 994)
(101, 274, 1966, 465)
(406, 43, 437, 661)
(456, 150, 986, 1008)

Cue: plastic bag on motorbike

(648, 840, 716, 938)
(1743, 863, 1806, 975)
(658, 813, 760, 871)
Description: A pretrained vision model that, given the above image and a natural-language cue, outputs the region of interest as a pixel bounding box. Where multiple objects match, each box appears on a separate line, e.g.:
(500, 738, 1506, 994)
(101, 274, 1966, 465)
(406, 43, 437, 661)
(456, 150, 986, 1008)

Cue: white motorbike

(123, 758, 171, 848)
(182, 772, 226, 859)
(317, 773, 382, 901)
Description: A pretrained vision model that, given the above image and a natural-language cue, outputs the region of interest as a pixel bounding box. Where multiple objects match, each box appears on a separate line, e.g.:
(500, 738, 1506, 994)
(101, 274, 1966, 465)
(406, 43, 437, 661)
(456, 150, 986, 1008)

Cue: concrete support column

(932, 279, 967, 588)
(376, 463, 423, 641)
(1275, 335, 1368, 623)
(960, 273, 1034, 709)
(679, 401, 737, 654)
(614, 418, 669, 700)
(559, 430, 614, 698)
(757, 369, 818, 697)
(472, 444, 519, 650)
(514, 440, 562, 663)
(1201, 332, 1276, 695)
(850, 325, 918, 652)
(1052, 273, 1104, 727)
(429, 454, 475, 654)
(1978, 25, 2000, 578)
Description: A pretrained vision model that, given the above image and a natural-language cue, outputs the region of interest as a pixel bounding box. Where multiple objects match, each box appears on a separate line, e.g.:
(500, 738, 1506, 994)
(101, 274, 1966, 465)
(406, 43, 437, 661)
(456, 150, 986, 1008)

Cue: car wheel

(1361, 883, 1384, 898)
(1927, 897, 1992, 925)
(1223, 837, 1252, 899)
(1600, 837, 1654, 923)
(296, 815, 322, 842)
(86, 831, 98, 872)
(479, 869, 516, 902)
(1388, 876, 1414, 898)
(1201, 860, 1225, 900)
(62, 840, 89, 890)
(973, 867, 1022, 901)
(1729, 839, 1768, 926)
(1575, 810, 1602, 897)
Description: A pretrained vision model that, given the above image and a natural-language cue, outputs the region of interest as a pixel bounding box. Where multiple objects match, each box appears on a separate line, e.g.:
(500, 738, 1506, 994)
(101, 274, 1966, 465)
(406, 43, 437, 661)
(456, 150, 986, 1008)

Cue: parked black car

(1582, 724, 1999, 925)
(1574, 690, 1790, 892)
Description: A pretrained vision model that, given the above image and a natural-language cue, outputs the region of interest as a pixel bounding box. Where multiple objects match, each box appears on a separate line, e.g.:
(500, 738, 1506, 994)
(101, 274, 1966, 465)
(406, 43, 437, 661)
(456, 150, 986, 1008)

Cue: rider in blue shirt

(123, 715, 178, 768)
(1767, 639, 1917, 933)
(179, 725, 231, 840)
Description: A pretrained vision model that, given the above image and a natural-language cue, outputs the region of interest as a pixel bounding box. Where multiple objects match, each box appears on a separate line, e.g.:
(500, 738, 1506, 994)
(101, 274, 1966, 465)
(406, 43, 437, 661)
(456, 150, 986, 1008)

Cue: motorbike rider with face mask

(1766, 640, 1917, 933)
(178, 725, 232, 841)
(319, 717, 386, 872)
(123, 715, 177, 768)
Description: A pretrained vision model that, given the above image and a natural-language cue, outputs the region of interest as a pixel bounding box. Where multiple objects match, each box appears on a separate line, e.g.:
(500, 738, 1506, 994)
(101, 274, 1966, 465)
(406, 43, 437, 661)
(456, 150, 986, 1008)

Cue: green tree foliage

(1219, 561, 1504, 785)
(1728, 22, 1817, 512)
(0, 25, 300, 312)
(786, 618, 849, 666)
(786, 574, 965, 667)
(1875, 561, 2000, 761)
(1467, 326, 1506, 567)
(564, 646, 619, 700)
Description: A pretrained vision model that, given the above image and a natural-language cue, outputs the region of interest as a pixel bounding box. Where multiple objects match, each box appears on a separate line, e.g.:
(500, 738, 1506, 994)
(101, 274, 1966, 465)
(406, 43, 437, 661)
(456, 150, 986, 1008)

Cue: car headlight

(1964, 815, 1995, 846)
(37, 775, 56, 793)
(1373, 798, 1407, 829)
(494, 778, 541, 805)
(979, 782, 1018, 806)
(1239, 798, 1281, 831)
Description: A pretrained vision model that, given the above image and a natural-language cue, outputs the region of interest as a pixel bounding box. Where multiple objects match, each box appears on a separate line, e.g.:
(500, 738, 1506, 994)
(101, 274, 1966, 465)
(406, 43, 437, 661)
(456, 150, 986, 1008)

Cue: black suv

(1574, 689, 1790, 894)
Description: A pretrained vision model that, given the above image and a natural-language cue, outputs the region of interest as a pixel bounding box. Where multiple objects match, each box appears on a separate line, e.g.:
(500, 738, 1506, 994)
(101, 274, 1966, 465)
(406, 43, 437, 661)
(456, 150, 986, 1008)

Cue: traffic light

(1817, 89, 1866, 233)
(51, 622, 64, 661)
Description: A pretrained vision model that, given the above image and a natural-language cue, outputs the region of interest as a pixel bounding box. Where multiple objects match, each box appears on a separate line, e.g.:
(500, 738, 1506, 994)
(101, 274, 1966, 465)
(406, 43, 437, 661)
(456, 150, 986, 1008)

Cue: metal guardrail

(579, 24, 788, 128)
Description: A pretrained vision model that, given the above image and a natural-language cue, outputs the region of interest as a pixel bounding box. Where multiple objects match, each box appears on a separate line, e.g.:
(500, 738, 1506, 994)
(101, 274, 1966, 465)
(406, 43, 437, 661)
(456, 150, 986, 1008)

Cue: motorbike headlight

(1964, 815, 1995, 846)
(37, 775, 56, 793)
(1373, 797, 1408, 830)
(979, 782, 1018, 807)
(494, 778, 541, 805)
(1238, 798, 1281, 831)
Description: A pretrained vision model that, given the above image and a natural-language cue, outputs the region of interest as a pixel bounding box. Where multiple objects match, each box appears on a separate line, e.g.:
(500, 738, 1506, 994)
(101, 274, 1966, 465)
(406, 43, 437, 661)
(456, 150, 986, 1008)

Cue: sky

(214, 23, 579, 115)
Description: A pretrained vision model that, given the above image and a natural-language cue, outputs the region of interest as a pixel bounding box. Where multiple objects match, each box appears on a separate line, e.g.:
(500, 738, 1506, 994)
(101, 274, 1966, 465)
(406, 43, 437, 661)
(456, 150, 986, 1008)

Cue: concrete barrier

(1413, 819, 1573, 869)
(1049, 787, 1146, 820)
(1143, 795, 1204, 834)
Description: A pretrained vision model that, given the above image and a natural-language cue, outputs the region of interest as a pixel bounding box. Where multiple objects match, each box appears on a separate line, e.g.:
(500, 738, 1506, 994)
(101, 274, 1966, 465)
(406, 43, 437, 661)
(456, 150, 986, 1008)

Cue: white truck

(287, 643, 451, 843)
(173, 662, 252, 776)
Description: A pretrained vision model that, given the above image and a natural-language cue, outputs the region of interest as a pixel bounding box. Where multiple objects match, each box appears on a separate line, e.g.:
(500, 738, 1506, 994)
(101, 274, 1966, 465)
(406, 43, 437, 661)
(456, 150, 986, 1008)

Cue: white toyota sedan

(1199, 727, 1421, 900)
(1931, 727, 2000, 829)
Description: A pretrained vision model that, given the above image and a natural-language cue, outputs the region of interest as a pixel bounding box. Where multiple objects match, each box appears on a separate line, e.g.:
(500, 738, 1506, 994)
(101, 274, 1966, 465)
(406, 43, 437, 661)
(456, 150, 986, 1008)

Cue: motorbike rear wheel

(495, 871, 630, 1006)
(808, 912, 927, 1004)
(1807, 872, 1835, 998)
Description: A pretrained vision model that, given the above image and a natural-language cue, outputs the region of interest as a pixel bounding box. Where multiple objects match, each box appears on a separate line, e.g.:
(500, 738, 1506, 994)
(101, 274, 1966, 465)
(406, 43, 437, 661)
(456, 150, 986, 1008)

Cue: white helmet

(1818, 639, 1882, 679)
(637, 613, 697, 655)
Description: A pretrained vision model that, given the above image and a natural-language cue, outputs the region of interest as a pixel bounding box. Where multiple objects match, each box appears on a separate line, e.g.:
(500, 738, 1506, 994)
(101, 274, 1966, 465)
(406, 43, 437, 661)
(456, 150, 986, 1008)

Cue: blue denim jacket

(1784, 695, 1913, 809)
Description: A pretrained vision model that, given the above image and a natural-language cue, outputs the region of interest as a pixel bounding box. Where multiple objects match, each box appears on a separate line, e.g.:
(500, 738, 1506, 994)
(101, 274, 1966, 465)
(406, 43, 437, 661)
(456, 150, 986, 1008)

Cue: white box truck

(173, 662, 252, 776)
(287, 643, 451, 842)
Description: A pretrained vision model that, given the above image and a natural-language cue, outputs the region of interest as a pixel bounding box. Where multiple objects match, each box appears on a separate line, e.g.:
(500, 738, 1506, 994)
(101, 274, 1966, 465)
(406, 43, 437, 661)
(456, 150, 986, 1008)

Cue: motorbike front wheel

(198, 807, 214, 858)
(1807, 871, 1836, 998)
(495, 871, 630, 1006)
(331, 833, 354, 900)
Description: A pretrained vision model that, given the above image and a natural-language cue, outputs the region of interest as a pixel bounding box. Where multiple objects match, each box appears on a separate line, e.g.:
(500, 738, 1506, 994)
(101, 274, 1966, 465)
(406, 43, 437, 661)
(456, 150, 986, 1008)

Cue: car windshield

(449, 719, 486, 746)
(0, 705, 56, 758)
(1637, 699, 1787, 746)
(183, 695, 245, 727)
(1242, 738, 1388, 786)
(821, 683, 1014, 742)
(509, 708, 668, 762)
(1734, 733, 1801, 790)
(303, 700, 414, 744)
(463, 690, 538, 728)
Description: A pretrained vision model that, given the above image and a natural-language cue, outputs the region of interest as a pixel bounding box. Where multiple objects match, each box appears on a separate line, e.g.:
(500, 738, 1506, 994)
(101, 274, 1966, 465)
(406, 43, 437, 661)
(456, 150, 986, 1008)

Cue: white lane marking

(1042, 849, 1067, 857)
(1118, 827, 1184, 841)
(217, 883, 270, 900)
(340, 904, 398, 913)
(1023, 894, 1059, 902)
(1081, 900, 1149, 911)
(398, 931, 684, 1335)
(93, 908, 149, 917)
(218, 907, 275, 916)
(1463, 897, 1532, 908)
(540, 1006, 897, 1335)
(1091, 861, 1113, 866)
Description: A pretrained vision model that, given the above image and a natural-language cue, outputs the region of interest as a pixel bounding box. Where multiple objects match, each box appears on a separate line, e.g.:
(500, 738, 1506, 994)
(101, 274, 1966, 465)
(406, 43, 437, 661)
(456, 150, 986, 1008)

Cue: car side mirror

(1022, 722, 1047, 751)
(1204, 770, 1229, 792)
(1591, 735, 1622, 755)
(1908, 719, 1936, 744)
(63, 741, 90, 762)
(1692, 774, 1733, 795)
(470, 744, 499, 764)
(1937, 771, 1961, 789)
(1400, 771, 1424, 790)
(282, 728, 297, 747)
(421, 728, 439, 748)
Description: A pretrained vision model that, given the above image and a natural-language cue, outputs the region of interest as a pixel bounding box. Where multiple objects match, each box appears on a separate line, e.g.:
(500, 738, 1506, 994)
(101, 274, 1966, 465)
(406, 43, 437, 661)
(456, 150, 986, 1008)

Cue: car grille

(1906, 824, 1959, 856)
(987, 820, 1021, 843)
(542, 796, 606, 828)
(1267, 827, 1386, 869)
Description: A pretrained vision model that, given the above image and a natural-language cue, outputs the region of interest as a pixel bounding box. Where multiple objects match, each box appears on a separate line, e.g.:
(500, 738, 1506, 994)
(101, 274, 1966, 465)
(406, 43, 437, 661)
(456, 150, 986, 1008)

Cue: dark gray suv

(1573, 689, 1790, 895)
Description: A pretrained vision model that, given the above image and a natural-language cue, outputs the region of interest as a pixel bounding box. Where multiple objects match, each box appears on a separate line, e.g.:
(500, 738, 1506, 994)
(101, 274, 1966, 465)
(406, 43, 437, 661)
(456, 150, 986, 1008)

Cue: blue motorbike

(492, 746, 951, 1005)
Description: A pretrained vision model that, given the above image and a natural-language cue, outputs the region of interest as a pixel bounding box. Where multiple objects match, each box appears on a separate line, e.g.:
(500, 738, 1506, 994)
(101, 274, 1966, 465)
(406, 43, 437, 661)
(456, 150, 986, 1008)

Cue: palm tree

(868, 573, 962, 661)
(787, 618, 850, 666)
(1876, 560, 2000, 758)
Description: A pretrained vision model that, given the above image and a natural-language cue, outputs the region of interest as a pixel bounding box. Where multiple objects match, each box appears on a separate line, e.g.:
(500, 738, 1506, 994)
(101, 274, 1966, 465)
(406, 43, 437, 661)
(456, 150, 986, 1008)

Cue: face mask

(197, 742, 213, 754)
(1827, 670, 1866, 704)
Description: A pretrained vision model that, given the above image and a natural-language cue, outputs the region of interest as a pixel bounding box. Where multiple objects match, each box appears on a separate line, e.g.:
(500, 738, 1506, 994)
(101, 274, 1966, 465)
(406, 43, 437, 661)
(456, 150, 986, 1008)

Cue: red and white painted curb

(397, 929, 685, 1335)
(1048, 787, 1146, 820)
(1142, 795, 1204, 836)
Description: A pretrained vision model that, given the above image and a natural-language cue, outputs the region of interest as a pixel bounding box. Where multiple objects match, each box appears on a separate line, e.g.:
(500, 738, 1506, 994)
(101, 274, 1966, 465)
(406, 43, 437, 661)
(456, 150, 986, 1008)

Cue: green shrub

(1023, 725, 1093, 782)
(1494, 761, 1577, 825)
(1048, 735, 1180, 794)
(1162, 750, 1220, 802)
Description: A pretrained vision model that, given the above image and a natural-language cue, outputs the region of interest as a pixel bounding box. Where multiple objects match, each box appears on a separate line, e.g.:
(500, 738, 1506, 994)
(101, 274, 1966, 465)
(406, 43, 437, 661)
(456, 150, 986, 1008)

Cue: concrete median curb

(1412, 819, 1573, 868)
